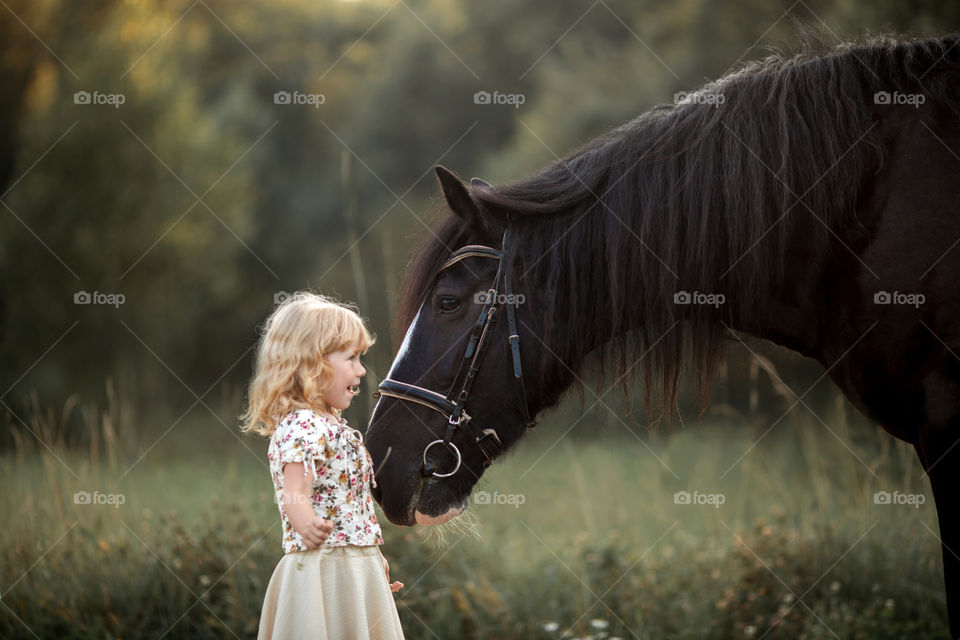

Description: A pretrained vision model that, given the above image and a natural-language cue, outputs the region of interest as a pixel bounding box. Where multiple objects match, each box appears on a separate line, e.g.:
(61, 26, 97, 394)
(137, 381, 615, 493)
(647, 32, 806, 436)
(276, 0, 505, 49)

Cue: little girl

(241, 291, 404, 640)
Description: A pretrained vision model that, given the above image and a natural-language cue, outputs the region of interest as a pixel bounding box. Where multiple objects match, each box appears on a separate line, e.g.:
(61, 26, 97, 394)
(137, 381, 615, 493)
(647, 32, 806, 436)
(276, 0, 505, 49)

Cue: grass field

(0, 389, 949, 639)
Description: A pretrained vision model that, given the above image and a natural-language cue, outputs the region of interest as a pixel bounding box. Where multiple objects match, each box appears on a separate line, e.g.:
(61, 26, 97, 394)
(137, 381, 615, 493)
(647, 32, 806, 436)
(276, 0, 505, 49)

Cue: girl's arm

(282, 461, 333, 549)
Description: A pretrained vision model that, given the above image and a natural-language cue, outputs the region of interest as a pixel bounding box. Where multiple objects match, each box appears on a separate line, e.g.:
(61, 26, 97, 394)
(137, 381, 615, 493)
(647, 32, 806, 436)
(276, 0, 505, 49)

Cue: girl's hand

(300, 516, 334, 549)
(381, 554, 404, 592)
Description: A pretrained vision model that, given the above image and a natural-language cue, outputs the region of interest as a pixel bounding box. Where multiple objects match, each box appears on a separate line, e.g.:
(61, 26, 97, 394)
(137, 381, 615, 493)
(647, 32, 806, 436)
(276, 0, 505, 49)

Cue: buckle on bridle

(475, 428, 502, 469)
(477, 428, 501, 448)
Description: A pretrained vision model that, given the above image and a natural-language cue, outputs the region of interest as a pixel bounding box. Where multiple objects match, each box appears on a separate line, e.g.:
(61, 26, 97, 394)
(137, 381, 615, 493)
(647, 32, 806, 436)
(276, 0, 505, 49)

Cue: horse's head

(365, 166, 538, 526)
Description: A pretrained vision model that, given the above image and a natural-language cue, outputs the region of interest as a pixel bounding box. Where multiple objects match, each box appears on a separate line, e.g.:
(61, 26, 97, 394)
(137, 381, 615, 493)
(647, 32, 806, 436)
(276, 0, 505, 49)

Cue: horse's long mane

(396, 32, 960, 424)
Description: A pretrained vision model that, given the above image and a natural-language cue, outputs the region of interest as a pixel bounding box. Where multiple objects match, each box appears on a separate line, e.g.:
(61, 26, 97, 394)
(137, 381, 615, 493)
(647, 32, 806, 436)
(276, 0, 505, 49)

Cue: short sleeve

(275, 410, 331, 482)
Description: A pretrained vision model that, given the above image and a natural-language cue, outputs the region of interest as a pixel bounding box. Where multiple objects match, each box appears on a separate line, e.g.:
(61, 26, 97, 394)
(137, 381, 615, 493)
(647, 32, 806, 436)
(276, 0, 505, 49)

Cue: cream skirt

(257, 545, 405, 640)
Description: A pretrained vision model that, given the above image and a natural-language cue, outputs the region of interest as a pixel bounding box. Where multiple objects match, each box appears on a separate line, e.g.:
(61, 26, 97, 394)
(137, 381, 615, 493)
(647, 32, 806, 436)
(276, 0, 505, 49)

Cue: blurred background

(1, 1, 959, 638)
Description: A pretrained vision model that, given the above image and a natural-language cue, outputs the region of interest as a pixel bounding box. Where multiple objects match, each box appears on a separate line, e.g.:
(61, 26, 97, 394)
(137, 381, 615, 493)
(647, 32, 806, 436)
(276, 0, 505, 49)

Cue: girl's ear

(435, 165, 488, 231)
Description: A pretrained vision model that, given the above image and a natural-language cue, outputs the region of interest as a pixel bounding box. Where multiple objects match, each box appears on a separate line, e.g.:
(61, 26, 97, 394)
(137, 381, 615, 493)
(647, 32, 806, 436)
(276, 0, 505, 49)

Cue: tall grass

(0, 383, 948, 639)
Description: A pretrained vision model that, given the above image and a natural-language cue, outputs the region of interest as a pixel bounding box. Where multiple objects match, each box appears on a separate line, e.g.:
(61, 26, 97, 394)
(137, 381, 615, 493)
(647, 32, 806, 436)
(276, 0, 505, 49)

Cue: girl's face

(321, 343, 367, 412)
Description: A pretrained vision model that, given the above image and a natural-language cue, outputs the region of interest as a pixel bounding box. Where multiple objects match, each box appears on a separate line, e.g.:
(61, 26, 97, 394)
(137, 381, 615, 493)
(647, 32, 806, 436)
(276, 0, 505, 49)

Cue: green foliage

(2, 0, 959, 429)
(0, 392, 950, 638)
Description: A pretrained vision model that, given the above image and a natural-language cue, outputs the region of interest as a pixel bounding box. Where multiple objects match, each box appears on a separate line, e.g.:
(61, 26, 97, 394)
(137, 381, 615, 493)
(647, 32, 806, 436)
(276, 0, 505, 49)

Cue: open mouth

(348, 384, 360, 395)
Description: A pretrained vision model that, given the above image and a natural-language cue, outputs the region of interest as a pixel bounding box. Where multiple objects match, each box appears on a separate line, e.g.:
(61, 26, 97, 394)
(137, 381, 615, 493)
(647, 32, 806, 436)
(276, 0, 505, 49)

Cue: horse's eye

(438, 296, 461, 313)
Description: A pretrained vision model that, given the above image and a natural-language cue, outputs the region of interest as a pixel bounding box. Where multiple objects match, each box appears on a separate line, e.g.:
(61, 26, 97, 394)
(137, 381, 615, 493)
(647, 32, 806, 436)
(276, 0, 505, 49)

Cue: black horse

(366, 34, 960, 635)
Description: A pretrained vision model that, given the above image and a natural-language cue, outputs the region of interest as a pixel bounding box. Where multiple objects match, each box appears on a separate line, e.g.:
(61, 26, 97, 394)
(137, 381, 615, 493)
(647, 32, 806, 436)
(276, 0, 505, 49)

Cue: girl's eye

(438, 296, 460, 313)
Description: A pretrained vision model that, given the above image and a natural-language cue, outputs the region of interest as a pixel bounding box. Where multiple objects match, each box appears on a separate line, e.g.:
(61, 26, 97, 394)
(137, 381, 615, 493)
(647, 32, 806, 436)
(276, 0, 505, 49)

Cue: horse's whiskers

(422, 509, 481, 551)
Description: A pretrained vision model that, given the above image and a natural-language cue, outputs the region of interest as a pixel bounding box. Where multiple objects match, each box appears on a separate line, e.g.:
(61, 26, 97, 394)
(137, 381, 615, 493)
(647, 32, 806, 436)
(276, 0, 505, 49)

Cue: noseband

(375, 224, 535, 478)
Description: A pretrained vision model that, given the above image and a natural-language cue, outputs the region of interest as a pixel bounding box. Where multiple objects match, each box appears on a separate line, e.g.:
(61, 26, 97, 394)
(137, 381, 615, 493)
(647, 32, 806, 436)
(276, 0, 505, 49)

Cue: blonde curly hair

(240, 291, 375, 437)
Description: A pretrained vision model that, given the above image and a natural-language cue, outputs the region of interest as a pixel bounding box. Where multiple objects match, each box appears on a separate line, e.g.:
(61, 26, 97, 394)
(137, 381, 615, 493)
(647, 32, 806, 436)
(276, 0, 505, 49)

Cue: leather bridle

(375, 224, 535, 478)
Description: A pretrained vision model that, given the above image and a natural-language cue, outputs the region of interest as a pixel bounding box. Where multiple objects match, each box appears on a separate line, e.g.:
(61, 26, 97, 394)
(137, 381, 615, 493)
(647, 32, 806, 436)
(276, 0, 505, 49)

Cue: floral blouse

(268, 408, 384, 553)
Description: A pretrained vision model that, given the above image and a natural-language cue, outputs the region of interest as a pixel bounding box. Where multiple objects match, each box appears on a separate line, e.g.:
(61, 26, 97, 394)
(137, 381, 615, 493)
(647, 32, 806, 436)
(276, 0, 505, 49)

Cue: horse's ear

(436, 166, 484, 228)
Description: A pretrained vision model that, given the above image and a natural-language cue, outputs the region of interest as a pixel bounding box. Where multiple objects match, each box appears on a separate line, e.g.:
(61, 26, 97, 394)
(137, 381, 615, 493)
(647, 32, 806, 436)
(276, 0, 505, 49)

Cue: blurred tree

(0, 0, 957, 442)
